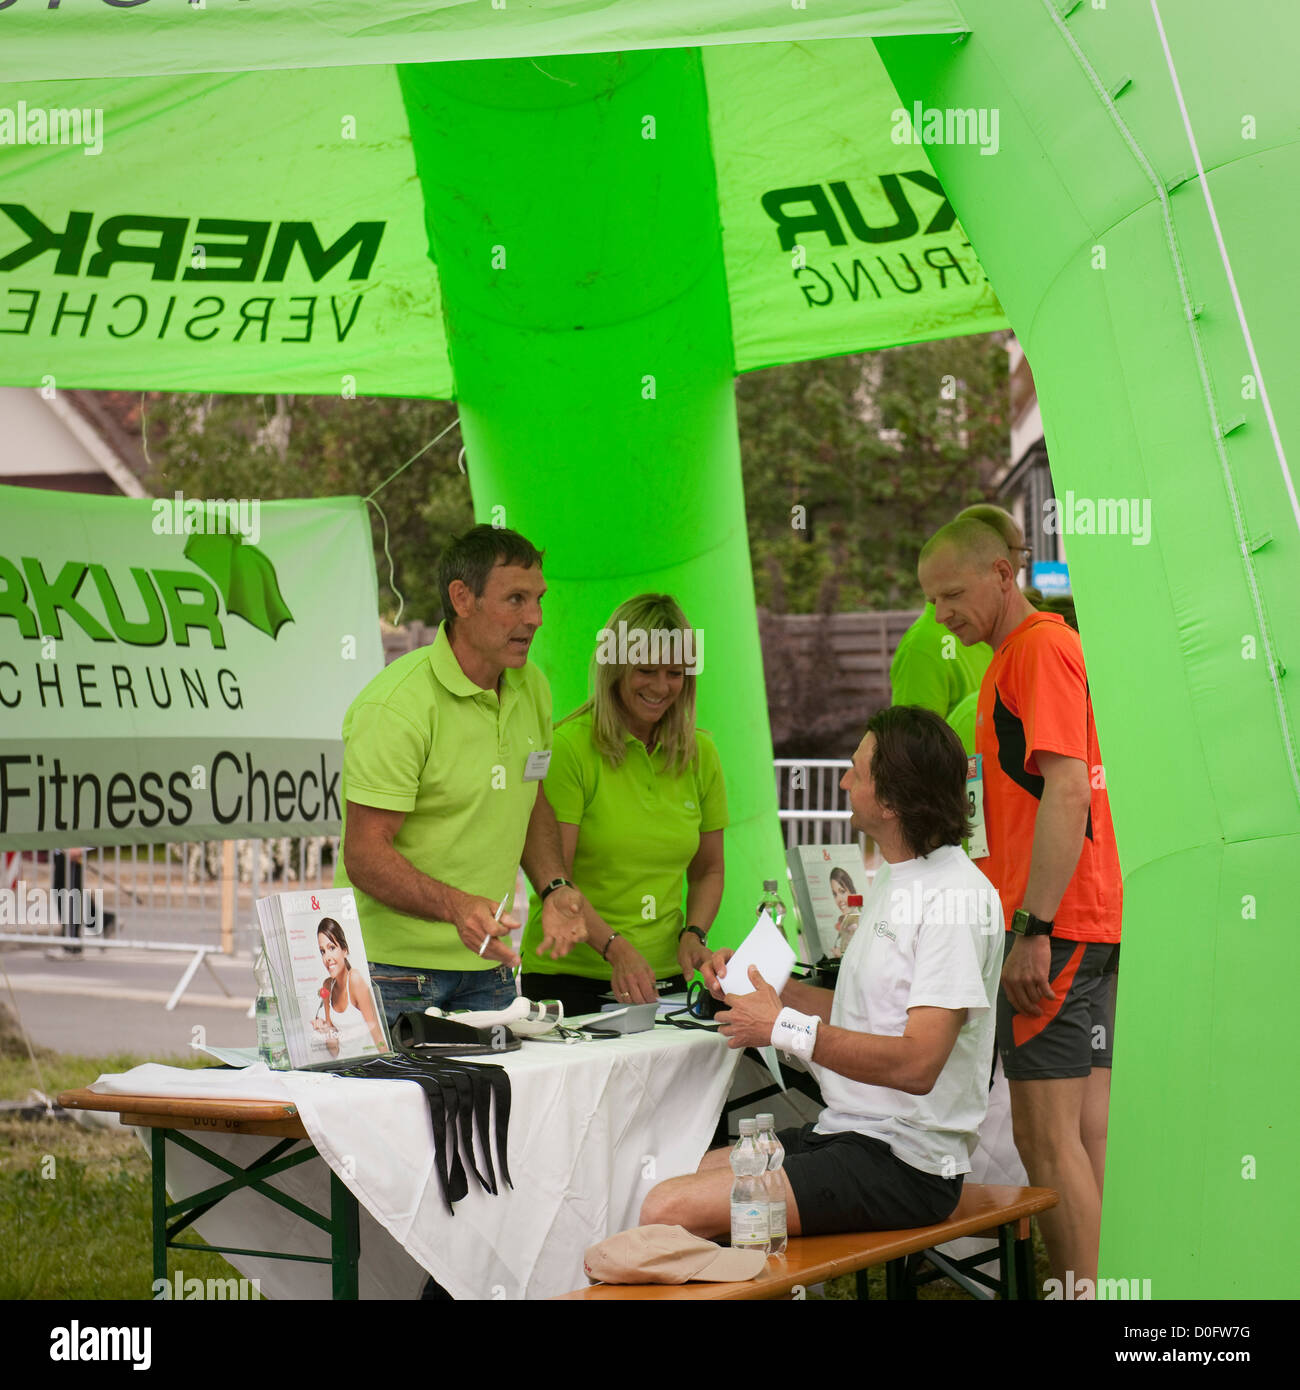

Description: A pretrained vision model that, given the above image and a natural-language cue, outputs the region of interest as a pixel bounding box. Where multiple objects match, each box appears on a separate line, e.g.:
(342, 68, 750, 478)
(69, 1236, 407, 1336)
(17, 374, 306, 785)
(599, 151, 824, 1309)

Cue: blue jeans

(368, 961, 517, 1034)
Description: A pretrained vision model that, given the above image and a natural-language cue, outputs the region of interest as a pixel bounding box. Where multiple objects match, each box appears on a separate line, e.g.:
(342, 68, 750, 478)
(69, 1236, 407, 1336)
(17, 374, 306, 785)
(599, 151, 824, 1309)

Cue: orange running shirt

(974, 612, 1122, 944)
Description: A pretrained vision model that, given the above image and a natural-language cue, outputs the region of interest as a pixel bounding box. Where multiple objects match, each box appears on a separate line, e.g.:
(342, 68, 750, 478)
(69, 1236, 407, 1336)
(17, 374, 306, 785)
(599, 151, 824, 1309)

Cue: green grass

(810, 1235, 1051, 1300)
(1, 1046, 256, 1300)
(0, 1048, 210, 1105)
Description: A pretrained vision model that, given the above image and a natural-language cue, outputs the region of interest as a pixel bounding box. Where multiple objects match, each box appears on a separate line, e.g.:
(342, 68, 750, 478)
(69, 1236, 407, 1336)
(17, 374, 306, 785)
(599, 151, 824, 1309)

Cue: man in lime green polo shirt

(889, 603, 992, 715)
(336, 524, 588, 1022)
(890, 505, 1029, 715)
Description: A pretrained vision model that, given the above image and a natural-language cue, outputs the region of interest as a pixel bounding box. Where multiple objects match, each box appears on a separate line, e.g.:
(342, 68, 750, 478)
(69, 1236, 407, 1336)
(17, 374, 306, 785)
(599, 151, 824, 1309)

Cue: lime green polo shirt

(520, 712, 728, 981)
(334, 621, 552, 971)
(890, 602, 992, 716)
(946, 689, 978, 756)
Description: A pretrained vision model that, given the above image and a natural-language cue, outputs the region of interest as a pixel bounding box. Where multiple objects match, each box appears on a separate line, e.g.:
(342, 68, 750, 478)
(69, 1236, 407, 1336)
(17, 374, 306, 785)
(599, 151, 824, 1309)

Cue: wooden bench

(553, 1183, 1057, 1300)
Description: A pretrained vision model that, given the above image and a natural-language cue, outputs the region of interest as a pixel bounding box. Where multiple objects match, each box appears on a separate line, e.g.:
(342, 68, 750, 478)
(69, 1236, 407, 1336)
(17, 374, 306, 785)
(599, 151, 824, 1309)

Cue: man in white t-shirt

(641, 705, 1004, 1237)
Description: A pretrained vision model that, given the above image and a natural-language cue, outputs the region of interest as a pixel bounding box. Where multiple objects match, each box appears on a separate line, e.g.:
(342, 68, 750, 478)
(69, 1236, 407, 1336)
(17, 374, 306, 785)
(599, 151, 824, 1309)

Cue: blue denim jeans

(368, 961, 517, 1034)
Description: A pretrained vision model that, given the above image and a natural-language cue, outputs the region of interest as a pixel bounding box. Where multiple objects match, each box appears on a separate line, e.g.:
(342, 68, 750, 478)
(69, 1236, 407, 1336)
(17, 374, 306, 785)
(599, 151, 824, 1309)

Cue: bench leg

(330, 1170, 360, 1300)
(990, 1216, 1038, 1301)
(885, 1255, 916, 1300)
(855, 1268, 871, 1301)
(1014, 1218, 1037, 1302)
(151, 1129, 168, 1286)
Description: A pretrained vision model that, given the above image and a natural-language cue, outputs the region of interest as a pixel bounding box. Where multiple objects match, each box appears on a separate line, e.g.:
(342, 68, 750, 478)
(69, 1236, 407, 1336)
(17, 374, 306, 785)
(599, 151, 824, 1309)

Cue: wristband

(772, 1008, 819, 1061)
(1011, 908, 1053, 937)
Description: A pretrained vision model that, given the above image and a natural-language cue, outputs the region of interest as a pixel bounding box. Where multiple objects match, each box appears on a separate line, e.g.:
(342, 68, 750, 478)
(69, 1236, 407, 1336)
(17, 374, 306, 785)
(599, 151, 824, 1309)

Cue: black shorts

(997, 934, 1119, 1080)
(777, 1125, 963, 1236)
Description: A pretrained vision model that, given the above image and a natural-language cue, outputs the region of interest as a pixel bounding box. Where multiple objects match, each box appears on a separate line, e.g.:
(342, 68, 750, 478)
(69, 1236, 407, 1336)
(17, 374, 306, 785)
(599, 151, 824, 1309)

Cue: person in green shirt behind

(890, 504, 1031, 716)
(519, 593, 728, 1016)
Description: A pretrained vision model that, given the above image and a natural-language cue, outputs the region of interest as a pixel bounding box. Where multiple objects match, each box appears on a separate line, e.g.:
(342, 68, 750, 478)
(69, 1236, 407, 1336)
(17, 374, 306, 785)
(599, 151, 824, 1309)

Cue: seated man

(641, 706, 1004, 1238)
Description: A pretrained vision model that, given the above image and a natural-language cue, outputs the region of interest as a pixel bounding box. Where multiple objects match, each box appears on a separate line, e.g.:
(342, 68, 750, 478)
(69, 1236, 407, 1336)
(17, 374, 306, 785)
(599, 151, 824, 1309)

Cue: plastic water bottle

(757, 879, 786, 930)
(755, 1113, 788, 1255)
(842, 893, 863, 945)
(254, 950, 288, 1069)
(730, 1118, 770, 1254)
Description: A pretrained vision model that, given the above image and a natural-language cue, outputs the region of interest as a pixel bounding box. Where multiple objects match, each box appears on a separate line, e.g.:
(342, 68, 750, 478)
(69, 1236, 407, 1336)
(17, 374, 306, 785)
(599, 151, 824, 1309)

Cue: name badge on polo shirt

(523, 749, 552, 781)
(966, 754, 988, 859)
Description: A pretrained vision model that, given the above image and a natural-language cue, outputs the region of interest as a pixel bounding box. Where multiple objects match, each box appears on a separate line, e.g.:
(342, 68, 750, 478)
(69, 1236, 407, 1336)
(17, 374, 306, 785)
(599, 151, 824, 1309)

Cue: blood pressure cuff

(334, 1053, 512, 1214)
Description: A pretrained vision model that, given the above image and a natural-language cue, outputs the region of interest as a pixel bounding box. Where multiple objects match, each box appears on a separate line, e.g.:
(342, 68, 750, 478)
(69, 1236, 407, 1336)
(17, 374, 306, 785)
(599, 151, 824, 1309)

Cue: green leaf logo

(183, 533, 293, 639)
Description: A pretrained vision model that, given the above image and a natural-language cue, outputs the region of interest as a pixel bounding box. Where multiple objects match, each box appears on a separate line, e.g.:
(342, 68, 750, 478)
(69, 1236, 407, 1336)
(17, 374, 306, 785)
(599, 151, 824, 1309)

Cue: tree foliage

(135, 330, 1007, 625)
(735, 331, 1010, 612)
(140, 393, 471, 625)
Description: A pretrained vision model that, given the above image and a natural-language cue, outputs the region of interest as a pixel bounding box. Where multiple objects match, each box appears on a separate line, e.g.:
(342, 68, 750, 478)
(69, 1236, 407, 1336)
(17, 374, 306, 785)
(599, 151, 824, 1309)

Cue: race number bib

(966, 755, 988, 859)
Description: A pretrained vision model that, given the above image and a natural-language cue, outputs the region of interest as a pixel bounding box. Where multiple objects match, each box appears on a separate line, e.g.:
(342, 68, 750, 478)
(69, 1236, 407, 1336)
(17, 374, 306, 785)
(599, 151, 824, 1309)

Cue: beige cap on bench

(584, 1225, 767, 1284)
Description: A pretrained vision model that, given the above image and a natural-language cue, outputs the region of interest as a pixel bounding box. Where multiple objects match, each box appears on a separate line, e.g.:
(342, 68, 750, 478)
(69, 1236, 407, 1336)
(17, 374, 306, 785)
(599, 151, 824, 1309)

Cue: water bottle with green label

(755, 1113, 788, 1256)
(730, 1118, 770, 1254)
(255, 949, 289, 1070)
(756, 879, 786, 930)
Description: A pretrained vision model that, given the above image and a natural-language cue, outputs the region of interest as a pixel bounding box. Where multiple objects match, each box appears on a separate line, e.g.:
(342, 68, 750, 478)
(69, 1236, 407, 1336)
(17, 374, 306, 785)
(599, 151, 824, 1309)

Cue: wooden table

(58, 1088, 361, 1299)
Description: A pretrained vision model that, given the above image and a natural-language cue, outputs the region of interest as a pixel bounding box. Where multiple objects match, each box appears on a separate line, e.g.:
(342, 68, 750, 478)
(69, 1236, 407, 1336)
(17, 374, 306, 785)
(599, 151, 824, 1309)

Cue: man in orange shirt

(918, 518, 1122, 1296)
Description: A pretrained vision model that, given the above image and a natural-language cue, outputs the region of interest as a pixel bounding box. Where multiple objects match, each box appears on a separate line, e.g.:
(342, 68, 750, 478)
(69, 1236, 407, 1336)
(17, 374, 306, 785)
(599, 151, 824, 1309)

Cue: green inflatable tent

(1, 0, 1295, 1298)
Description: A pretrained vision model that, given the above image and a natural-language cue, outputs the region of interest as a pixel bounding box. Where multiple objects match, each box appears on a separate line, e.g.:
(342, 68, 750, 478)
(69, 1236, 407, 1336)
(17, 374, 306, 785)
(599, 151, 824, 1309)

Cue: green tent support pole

(398, 50, 789, 947)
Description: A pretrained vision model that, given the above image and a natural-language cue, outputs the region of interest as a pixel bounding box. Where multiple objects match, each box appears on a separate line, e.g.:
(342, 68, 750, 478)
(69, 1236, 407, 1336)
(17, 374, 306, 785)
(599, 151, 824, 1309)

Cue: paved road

(2, 893, 530, 1063)
(1, 942, 258, 1062)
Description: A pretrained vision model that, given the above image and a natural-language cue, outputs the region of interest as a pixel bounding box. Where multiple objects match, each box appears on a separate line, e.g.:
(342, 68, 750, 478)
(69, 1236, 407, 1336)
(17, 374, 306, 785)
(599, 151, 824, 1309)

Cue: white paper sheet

(195, 1044, 260, 1068)
(718, 909, 796, 998)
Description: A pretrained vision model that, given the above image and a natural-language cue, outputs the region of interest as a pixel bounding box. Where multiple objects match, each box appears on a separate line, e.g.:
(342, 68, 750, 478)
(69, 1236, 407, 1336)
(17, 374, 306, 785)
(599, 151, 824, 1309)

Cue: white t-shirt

(810, 842, 1004, 1177)
(323, 973, 381, 1058)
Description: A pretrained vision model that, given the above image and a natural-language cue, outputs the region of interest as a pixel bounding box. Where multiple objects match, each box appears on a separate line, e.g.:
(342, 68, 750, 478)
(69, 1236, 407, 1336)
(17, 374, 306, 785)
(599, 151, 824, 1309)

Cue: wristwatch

(1011, 909, 1054, 937)
(678, 925, 709, 947)
(539, 877, 575, 900)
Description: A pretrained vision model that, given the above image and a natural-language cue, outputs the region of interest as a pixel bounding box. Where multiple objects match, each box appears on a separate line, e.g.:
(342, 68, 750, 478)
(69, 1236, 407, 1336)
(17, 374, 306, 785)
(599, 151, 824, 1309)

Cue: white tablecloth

(90, 1026, 741, 1300)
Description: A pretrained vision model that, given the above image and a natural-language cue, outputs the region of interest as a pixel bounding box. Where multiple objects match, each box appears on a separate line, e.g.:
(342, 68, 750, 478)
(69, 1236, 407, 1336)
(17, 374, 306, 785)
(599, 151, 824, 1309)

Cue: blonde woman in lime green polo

(519, 594, 728, 1016)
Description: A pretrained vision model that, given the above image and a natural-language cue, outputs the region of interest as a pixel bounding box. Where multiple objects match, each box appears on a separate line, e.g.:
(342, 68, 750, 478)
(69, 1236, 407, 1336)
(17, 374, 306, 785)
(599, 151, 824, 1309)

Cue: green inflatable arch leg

(398, 51, 788, 945)
(879, 0, 1300, 1297)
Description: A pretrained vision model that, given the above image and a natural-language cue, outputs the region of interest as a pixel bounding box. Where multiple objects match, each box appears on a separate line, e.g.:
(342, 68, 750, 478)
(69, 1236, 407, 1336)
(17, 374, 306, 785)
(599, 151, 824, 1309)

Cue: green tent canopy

(1, 0, 1296, 1299)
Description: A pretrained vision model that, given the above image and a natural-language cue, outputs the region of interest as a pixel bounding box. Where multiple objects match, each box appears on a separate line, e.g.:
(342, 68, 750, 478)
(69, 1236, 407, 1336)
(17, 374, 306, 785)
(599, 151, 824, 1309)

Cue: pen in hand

(480, 890, 511, 956)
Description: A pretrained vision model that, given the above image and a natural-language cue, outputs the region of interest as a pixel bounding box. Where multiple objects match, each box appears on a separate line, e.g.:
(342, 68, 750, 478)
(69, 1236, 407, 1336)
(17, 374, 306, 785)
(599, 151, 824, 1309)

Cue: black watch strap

(1012, 908, 1054, 937)
(539, 877, 574, 900)
(678, 925, 709, 947)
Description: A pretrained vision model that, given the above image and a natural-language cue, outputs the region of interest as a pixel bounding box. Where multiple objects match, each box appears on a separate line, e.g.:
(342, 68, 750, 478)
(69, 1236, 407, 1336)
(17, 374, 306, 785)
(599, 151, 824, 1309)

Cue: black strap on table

(331, 1052, 511, 1213)
(449, 1058, 512, 1192)
(441, 1067, 486, 1194)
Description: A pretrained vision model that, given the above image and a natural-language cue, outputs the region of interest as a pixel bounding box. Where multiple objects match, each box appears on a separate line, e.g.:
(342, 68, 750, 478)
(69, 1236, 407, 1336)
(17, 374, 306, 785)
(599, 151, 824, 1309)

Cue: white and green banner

(0, 41, 1003, 397)
(0, 486, 383, 847)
